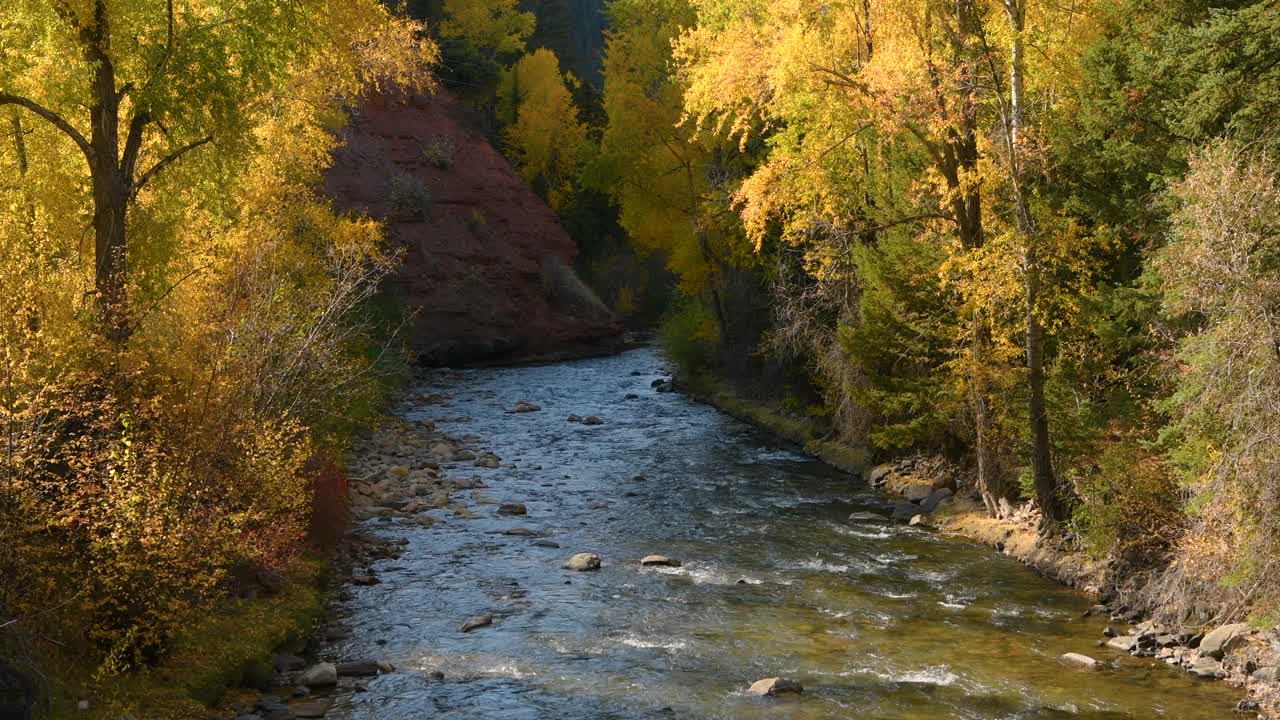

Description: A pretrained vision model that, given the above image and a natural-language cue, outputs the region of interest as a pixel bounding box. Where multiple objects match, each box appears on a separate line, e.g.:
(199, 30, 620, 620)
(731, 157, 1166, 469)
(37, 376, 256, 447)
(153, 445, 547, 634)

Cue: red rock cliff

(324, 91, 622, 365)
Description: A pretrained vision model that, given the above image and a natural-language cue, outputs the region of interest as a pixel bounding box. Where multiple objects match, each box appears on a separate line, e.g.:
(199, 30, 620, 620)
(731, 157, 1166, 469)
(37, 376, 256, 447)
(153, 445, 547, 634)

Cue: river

(321, 347, 1239, 719)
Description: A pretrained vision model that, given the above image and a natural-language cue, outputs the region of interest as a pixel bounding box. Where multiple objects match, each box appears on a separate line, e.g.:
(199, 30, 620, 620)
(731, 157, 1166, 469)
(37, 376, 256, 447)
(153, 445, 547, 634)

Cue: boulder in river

(300, 662, 337, 687)
(531, 539, 561, 548)
(650, 378, 667, 388)
(567, 414, 582, 423)
(1061, 653, 1099, 669)
(497, 503, 528, 516)
(461, 614, 493, 632)
(1106, 636, 1138, 652)
(747, 677, 803, 696)
(908, 514, 930, 527)
(563, 553, 602, 571)
(655, 381, 675, 393)
(640, 555, 681, 567)
(512, 401, 541, 413)
(1198, 623, 1250, 659)
(581, 416, 605, 425)
(848, 511, 890, 522)
(502, 527, 539, 536)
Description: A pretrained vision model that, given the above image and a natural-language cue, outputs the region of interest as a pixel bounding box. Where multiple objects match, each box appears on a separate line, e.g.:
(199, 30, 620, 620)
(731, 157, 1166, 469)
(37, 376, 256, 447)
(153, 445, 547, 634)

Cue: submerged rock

(461, 614, 493, 632)
(640, 555, 681, 567)
(336, 660, 388, 676)
(848, 511, 890, 522)
(1061, 652, 1099, 668)
(563, 553, 602, 571)
(291, 700, 331, 719)
(747, 677, 803, 696)
(300, 662, 337, 687)
(581, 416, 606, 425)
(512, 401, 541, 413)
(497, 503, 528, 516)
(531, 539, 561, 548)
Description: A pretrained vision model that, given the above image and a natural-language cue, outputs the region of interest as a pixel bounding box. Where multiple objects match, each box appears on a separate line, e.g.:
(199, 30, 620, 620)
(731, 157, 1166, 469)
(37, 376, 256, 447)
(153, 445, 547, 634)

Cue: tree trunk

(1004, 0, 1065, 526)
(947, 0, 1017, 515)
(84, 1, 131, 342)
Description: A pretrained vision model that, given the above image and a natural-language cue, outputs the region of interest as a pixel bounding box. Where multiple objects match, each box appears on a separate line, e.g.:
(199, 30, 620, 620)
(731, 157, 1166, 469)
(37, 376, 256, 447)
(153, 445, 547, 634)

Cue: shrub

(421, 135, 456, 169)
(387, 173, 430, 222)
(659, 300, 720, 374)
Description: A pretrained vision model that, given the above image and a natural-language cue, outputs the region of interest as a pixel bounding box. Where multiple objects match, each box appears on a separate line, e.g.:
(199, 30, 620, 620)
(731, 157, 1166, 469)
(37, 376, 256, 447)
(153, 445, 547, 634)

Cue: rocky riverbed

(230, 348, 1258, 719)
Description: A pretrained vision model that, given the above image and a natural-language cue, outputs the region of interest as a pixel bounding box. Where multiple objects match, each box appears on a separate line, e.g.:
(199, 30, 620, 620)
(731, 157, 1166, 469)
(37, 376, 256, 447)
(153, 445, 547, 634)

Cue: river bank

(680, 370, 1280, 717)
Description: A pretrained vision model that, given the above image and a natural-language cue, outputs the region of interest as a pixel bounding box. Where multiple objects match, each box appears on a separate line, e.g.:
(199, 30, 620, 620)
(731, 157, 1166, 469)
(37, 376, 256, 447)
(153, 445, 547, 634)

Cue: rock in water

(640, 555, 681, 567)
(848, 511, 890, 522)
(291, 700, 331, 718)
(300, 662, 337, 687)
(747, 677, 803, 696)
(1061, 653, 1099, 668)
(563, 553, 602, 571)
(512, 401, 541, 413)
(461, 614, 493, 632)
(1106, 636, 1138, 652)
(581, 416, 605, 425)
(497, 503, 527, 516)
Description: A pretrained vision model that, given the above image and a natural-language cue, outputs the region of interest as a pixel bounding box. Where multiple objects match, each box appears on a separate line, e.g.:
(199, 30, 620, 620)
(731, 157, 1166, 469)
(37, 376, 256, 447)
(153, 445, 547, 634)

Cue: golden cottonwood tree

(440, 0, 535, 55)
(676, 0, 1104, 523)
(0, 0, 433, 342)
(498, 48, 587, 209)
(593, 0, 745, 321)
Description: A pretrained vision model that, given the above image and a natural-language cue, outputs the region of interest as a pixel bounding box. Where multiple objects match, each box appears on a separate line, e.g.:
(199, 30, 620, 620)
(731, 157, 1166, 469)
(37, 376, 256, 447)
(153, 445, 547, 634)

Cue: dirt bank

(324, 90, 623, 366)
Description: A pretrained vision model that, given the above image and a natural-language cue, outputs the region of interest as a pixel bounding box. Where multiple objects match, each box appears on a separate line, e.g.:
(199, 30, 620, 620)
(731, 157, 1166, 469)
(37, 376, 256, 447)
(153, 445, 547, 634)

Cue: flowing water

(323, 348, 1238, 719)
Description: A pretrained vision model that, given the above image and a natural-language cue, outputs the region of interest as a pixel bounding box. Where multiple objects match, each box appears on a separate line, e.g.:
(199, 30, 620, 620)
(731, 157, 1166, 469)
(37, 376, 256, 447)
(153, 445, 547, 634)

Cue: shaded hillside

(324, 90, 622, 366)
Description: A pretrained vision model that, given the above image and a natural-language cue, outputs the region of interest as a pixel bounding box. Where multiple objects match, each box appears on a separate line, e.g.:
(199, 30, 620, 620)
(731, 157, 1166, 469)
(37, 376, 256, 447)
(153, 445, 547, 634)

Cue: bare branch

(0, 93, 93, 161)
(131, 135, 213, 193)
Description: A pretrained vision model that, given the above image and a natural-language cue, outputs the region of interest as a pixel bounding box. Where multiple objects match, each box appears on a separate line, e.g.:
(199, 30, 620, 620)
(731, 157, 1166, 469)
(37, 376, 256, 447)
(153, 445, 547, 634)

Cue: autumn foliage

(0, 0, 436, 680)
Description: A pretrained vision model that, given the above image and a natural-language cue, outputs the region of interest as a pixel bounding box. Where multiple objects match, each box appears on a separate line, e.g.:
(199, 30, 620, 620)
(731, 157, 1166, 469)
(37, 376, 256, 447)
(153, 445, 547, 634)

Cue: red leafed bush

(306, 451, 350, 551)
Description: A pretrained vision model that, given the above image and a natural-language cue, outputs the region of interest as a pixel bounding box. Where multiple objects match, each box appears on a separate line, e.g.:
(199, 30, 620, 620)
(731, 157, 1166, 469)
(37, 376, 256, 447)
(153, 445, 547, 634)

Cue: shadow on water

(324, 348, 1240, 719)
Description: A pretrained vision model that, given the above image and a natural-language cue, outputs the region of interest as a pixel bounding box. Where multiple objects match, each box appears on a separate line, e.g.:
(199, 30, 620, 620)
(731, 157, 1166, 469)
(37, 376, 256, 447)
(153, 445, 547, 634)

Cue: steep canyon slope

(324, 90, 621, 365)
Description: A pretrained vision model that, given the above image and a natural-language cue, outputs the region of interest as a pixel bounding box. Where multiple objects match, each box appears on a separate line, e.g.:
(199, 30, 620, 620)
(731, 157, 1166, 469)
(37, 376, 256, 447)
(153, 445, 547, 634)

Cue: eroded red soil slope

(324, 91, 621, 365)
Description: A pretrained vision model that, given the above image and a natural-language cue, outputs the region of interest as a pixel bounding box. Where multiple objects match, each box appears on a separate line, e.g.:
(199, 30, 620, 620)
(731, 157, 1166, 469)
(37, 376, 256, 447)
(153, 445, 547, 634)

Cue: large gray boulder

(920, 487, 954, 513)
(1199, 623, 1251, 659)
